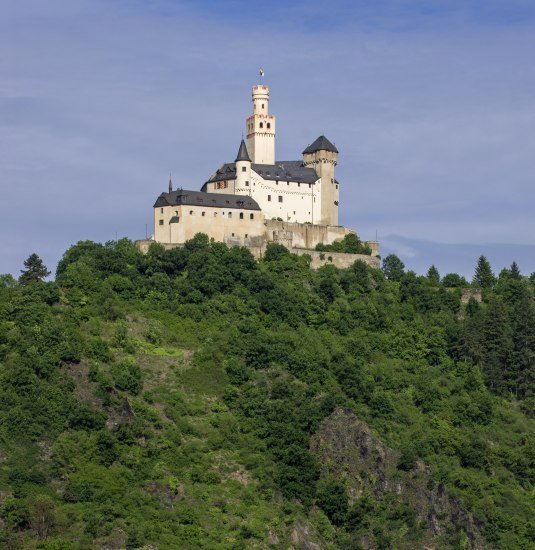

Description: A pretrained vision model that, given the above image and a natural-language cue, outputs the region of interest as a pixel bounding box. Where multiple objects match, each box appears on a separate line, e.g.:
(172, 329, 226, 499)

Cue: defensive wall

(136, 234, 380, 271)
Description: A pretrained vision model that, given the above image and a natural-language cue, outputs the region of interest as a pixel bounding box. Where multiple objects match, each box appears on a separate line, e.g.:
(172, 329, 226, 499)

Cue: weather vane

(260, 68, 265, 83)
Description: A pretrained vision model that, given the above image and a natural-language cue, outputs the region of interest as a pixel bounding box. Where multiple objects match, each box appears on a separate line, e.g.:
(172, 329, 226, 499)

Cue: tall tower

(303, 136, 339, 226)
(246, 85, 276, 165)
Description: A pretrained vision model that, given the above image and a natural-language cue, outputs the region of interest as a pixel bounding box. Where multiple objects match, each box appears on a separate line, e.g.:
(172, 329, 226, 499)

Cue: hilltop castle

(148, 82, 379, 267)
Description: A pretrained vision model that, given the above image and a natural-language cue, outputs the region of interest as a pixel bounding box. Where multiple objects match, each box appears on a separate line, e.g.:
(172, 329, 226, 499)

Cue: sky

(2, 0, 535, 278)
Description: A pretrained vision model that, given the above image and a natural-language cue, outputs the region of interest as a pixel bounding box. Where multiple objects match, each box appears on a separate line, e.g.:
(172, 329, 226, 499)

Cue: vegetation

(315, 233, 372, 255)
(0, 239, 533, 548)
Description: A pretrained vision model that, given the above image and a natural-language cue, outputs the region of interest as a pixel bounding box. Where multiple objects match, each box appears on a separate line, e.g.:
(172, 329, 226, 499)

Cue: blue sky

(2, 0, 535, 278)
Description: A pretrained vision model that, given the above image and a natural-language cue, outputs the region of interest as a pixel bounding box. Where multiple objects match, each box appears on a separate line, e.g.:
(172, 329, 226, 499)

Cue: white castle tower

(246, 85, 276, 164)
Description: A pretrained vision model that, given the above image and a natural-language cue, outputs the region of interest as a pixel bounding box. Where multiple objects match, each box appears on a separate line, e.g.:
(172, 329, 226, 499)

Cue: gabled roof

(253, 161, 318, 184)
(202, 160, 319, 189)
(235, 139, 251, 162)
(154, 189, 261, 211)
(302, 135, 339, 154)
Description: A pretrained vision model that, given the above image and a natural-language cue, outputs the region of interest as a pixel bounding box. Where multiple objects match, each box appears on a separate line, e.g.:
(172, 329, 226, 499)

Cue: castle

(147, 81, 379, 268)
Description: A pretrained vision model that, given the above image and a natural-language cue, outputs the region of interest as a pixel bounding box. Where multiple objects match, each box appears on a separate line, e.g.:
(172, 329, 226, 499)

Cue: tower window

(268, 195, 271, 201)
(336, 185, 338, 189)
(245, 233, 248, 238)
(262, 104, 264, 108)
(159, 220, 164, 225)
(160, 208, 163, 214)
(228, 212, 232, 218)
(202, 212, 205, 216)
(259, 122, 263, 128)
(242, 166, 246, 172)
(267, 123, 271, 129)
(250, 213, 254, 219)
(189, 210, 193, 215)
(240, 212, 244, 219)
(245, 181, 249, 186)
(278, 196, 283, 203)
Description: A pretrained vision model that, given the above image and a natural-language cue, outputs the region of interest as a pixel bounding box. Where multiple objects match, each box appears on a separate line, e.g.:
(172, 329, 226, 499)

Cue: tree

(442, 273, 467, 288)
(510, 262, 521, 279)
(427, 265, 440, 285)
(382, 254, 405, 282)
(473, 255, 495, 288)
(19, 253, 50, 285)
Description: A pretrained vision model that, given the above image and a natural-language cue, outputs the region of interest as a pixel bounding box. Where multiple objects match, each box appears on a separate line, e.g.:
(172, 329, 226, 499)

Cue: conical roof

(302, 135, 338, 154)
(235, 139, 251, 162)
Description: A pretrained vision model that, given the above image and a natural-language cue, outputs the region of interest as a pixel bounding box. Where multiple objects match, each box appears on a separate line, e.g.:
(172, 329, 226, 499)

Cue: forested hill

(0, 236, 533, 549)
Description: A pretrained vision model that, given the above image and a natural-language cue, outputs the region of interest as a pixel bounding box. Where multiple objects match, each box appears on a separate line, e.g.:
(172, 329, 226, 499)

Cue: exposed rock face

(310, 408, 485, 549)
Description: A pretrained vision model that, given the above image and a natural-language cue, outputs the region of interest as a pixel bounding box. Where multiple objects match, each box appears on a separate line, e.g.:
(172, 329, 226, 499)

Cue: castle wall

(292, 249, 380, 270)
(153, 204, 265, 244)
(265, 220, 353, 249)
(137, 238, 379, 271)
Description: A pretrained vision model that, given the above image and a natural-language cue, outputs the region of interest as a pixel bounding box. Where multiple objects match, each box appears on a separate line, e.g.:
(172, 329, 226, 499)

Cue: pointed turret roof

(235, 139, 251, 162)
(302, 135, 338, 154)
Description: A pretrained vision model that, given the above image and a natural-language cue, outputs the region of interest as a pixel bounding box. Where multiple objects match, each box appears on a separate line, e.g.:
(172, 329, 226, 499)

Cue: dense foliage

(0, 238, 533, 548)
(315, 233, 372, 255)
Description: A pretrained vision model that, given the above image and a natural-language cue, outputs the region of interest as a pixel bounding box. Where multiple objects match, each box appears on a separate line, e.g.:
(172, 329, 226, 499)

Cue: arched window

(259, 122, 264, 128)
(267, 123, 271, 129)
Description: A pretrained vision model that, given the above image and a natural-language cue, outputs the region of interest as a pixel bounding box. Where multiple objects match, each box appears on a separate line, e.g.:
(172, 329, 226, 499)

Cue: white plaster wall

(154, 204, 264, 244)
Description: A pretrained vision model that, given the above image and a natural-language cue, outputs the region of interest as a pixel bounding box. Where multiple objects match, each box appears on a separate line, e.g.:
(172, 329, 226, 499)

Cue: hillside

(0, 236, 533, 549)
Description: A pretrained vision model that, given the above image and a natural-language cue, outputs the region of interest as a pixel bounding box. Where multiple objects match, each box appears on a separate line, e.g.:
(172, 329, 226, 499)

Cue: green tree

(473, 255, 495, 288)
(510, 261, 521, 279)
(427, 265, 440, 285)
(19, 254, 51, 285)
(382, 254, 405, 282)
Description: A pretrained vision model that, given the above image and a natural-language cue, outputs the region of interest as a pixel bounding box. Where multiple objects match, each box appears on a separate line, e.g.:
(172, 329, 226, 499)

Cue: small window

(278, 196, 283, 203)
(293, 211, 296, 215)
(250, 213, 254, 219)
(298, 183, 300, 187)
(240, 212, 244, 219)
(262, 103, 264, 108)
(259, 122, 263, 128)
(267, 122, 271, 129)
(268, 195, 271, 201)
(159, 220, 164, 226)
(242, 166, 246, 172)
(245, 234, 248, 238)
(175, 210, 178, 215)
(190, 210, 193, 215)
(232, 232, 235, 236)
(287, 181, 289, 185)
(228, 212, 232, 218)
(331, 178, 334, 183)
(276, 181, 279, 185)
(336, 184, 338, 190)
(160, 208, 164, 214)
(245, 181, 249, 186)
(202, 212, 205, 217)
(309, 184, 312, 188)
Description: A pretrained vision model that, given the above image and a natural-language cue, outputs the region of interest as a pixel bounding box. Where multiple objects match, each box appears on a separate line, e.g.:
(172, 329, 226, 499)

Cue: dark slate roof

(203, 163, 237, 187)
(154, 189, 261, 211)
(235, 139, 251, 162)
(252, 161, 318, 184)
(203, 160, 319, 189)
(302, 135, 339, 154)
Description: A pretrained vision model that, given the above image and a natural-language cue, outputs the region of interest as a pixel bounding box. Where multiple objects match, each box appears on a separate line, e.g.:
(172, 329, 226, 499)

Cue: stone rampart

(135, 239, 379, 270)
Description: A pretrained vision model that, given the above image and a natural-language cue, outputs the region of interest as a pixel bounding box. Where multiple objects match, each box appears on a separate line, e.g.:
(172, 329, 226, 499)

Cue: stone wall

(266, 220, 352, 250)
(135, 238, 379, 271)
(291, 248, 380, 270)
